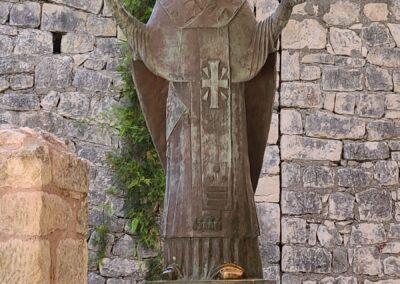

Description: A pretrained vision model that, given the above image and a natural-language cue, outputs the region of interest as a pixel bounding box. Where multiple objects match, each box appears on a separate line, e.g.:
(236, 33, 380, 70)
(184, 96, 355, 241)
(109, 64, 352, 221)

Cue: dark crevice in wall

(52, 32, 64, 54)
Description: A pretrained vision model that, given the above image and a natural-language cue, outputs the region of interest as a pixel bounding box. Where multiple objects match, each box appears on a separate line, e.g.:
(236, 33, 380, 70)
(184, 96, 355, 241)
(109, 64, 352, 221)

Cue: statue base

(148, 280, 275, 284)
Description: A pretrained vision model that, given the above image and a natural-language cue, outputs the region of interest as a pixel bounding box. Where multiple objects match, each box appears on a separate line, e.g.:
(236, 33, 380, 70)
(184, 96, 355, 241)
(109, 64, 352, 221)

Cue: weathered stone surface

(84, 59, 106, 71)
(282, 191, 322, 215)
(388, 24, 400, 47)
(0, 93, 39, 111)
(0, 25, 17, 36)
(262, 145, 280, 175)
(383, 256, 400, 276)
(282, 217, 307, 244)
(9, 2, 41, 28)
(100, 258, 146, 278)
(280, 82, 322, 108)
(267, 112, 279, 144)
(281, 135, 342, 161)
(364, 3, 388, 21)
(350, 223, 387, 245)
(305, 111, 365, 139)
(389, 224, 400, 238)
(282, 19, 327, 49)
(280, 109, 302, 135)
(338, 168, 373, 188)
(58, 92, 91, 119)
(344, 142, 390, 161)
(362, 23, 395, 48)
(322, 67, 363, 91)
(0, 58, 34, 74)
(257, 203, 280, 244)
(383, 242, 400, 254)
(41, 4, 87, 32)
(0, 239, 50, 284)
(300, 65, 321, 81)
(112, 235, 135, 258)
(281, 50, 300, 81)
(367, 48, 400, 68)
(9, 74, 34, 90)
(317, 223, 342, 247)
(255, 175, 280, 203)
(14, 29, 53, 55)
(73, 69, 113, 92)
(0, 3, 11, 24)
(260, 244, 280, 264)
(41, 91, 60, 111)
(303, 165, 334, 188)
(87, 15, 117, 37)
(374, 161, 399, 186)
(88, 272, 106, 284)
(386, 93, 400, 110)
(356, 189, 392, 222)
(0, 35, 13, 57)
(320, 276, 356, 284)
(334, 93, 356, 115)
(323, 92, 335, 112)
(329, 27, 361, 56)
(323, 0, 360, 26)
(282, 246, 332, 273)
(95, 38, 121, 55)
(357, 93, 385, 118)
(332, 248, 349, 274)
(281, 162, 301, 188)
(366, 66, 393, 91)
(56, 239, 87, 284)
(35, 56, 73, 90)
(0, 192, 72, 235)
(353, 246, 381, 275)
(329, 192, 355, 220)
(302, 53, 334, 64)
(0, 77, 9, 92)
(365, 280, 400, 284)
(61, 32, 95, 54)
(367, 120, 400, 140)
(50, 0, 103, 14)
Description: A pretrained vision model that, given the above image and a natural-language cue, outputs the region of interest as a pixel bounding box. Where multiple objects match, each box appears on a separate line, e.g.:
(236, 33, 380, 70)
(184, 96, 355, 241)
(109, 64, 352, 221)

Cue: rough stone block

(364, 3, 388, 21)
(73, 68, 113, 92)
(305, 111, 365, 139)
(88, 272, 106, 284)
(282, 217, 307, 244)
(282, 19, 327, 49)
(87, 15, 117, 37)
(350, 223, 387, 245)
(366, 66, 393, 91)
(0, 192, 72, 236)
(329, 27, 361, 56)
(383, 257, 400, 277)
(40, 91, 60, 111)
(61, 32, 95, 54)
(329, 192, 355, 220)
(0, 93, 40, 111)
(0, 3, 11, 24)
(14, 29, 53, 55)
(35, 56, 73, 90)
(50, 0, 103, 14)
(389, 224, 400, 238)
(262, 145, 280, 175)
(323, 0, 360, 26)
(353, 246, 382, 275)
(0, 77, 9, 92)
(332, 248, 349, 273)
(0, 58, 34, 74)
(388, 24, 400, 47)
(255, 175, 280, 203)
(58, 92, 91, 119)
(41, 3, 88, 33)
(338, 168, 373, 188)
(281, 135, 342, 161)
(56, 239, 87, 284)
(282, 191, 322, 215)
(322, 67, 363, 91)
(383, 242, 400, 254)
(112, 235, 136, 258)
(280, 109, 302, 135)
(281, 50, 300, 81)
(257, 203, 280, 244)
(0, 239, 50, 284)
(386, 93, 400, 111)
(334, 93, 356, 115)
(344, 141, 390, 161)
(95, 38, 121, 55)
(356, 188, 392, 222)
(302, 53, 335, 65)
(0, 35, 13, 57)
(9, 2, 41, 28)
(267, 113, 279, 144)
(281, 162, 301, 188)
(100, 258, 146, 278)
(9, 74, 34, 90)
(362, 23, 395, 48)
(282, 246, 332, 273)
(303, 165, 334, 188)
(323, 92, 335, 111)
(317, 223, 342, 247)
(367, 48, 400, 68)
(374, 161, 399, 186)
(367, 120, 400, 140)
(300, 65, 321, 81)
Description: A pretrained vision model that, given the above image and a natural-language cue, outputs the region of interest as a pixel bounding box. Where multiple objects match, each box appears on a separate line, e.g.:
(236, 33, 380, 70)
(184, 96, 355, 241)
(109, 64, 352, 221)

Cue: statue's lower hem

(148, 280, 275, 284)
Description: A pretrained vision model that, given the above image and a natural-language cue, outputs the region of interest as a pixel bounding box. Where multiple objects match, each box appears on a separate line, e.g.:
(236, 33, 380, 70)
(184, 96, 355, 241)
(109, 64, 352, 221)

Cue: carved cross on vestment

(201, 60, 229, 109)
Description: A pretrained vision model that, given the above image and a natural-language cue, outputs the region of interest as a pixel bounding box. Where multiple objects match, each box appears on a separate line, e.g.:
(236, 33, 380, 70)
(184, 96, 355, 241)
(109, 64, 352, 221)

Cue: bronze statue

(106, 0, 305, 280)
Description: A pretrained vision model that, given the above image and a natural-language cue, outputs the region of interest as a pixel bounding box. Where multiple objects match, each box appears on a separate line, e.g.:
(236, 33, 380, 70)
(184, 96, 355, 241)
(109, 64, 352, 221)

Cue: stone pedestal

(0, 126, 89, 284)
(149, 280, 275, 284)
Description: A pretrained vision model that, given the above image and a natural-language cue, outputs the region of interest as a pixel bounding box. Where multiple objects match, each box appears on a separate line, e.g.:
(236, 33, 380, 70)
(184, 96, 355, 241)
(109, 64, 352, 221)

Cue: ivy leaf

(131, 217, 140, 233)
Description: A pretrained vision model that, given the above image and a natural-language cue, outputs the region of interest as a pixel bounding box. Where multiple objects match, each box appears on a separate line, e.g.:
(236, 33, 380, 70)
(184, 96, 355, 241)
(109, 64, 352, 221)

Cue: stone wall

(254, 0, 400, 283)
(0, 126, 88, 284)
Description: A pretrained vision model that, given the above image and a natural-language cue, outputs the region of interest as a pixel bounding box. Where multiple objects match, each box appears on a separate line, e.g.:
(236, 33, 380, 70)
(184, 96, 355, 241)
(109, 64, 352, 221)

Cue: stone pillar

(0, 126, 89, 284)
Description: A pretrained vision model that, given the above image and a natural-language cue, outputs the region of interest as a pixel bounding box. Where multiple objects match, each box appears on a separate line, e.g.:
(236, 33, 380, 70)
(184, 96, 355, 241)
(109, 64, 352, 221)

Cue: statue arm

(105, 0, 148, 60)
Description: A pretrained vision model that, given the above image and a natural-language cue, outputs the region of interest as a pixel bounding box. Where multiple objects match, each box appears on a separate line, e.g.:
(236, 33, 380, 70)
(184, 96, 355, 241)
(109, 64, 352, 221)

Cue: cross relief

(201, 60, 229, 109)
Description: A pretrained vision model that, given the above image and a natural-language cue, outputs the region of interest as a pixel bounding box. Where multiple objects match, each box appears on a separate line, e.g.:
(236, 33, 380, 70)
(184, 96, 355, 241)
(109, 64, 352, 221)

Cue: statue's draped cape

(131, 0, 277, 191)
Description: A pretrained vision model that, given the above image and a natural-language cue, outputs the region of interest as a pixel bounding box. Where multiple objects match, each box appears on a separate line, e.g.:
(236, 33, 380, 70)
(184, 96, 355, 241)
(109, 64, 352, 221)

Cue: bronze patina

(106, 0, 304, 280)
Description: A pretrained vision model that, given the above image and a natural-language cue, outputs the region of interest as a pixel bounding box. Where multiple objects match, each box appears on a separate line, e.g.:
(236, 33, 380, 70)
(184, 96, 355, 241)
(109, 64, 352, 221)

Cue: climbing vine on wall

(107, 0, 163, 250)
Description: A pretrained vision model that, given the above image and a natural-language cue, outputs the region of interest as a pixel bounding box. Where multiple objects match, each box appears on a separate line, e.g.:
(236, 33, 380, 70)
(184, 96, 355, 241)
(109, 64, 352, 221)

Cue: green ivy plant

(107, 0, 163, 250)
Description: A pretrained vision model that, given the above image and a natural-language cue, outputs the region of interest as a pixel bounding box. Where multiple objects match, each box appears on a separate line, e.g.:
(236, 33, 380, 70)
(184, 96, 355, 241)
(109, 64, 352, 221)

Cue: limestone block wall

(0, 125, 89, 284)
(254, 0, 400, 283)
